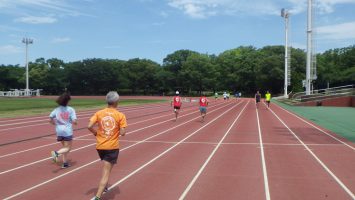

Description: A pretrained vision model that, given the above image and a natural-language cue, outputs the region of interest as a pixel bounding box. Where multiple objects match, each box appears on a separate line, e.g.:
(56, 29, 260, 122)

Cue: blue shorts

(199, 106, 207, 113)
(57, 136, 73, 141)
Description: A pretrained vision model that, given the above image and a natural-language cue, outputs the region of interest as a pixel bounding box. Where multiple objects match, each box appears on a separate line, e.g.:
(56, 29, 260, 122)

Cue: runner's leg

(96, 161, 114, 198)
(57, 140, 72, 163)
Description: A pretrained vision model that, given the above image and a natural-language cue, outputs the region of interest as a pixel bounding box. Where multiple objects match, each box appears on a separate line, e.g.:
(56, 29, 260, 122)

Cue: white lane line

(0, 102, 230, 174)
(0, 103, 167, 124)
(0, 113, 92, 127)
(0, 104, 169, 128)
(49, 139, 343, 147)
(179, 101, 249, 200)
(0, 103, 204, 158)
(0, 102, 198, 132)
(3, 159, 100, 200)
(0, 122, 51, 132)
(0, 103, 170, 128)
(100, 103, 241, 200)
(118, 102, 223, 135)
(0, 133, 93, 159)
(3, 102, 238, 200)
(268, 105, 355, 199)
(274, 103, 355, 151)
(256, 105, 271, 200)
(0, 143, 95, 175)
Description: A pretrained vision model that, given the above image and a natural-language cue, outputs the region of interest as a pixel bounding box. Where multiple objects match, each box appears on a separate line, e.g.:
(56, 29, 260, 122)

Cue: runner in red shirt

(171, 91, 182, 121)
(199, 95, 209, 122)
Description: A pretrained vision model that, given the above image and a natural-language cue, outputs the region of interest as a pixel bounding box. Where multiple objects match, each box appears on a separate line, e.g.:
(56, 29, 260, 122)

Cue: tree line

(1, 45, 354, 96)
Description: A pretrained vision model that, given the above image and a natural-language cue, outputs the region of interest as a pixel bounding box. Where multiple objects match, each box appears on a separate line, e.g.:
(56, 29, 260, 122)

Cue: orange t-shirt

(89, 108, 127, 150)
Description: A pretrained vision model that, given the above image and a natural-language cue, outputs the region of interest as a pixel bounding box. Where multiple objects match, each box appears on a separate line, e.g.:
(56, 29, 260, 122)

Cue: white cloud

(167, 0, 355, 18)
(0, 0, 79, 15)
(0, 25, 24, 32)
(15, 16, 57, 24)
(287, 0, 307, 14)
(51, 37, 71, 43)
(317, 0, 355, 13)
(168, 0, 286, 18)
(104, 45, 121, 49)
(160, 11, 169, 18)
(0, 45, 22, 55)
(317, 21, 355, 40)
(287, 0, 355, 15)
(152, 22, 165, 26)
(0, 0, 94, 20)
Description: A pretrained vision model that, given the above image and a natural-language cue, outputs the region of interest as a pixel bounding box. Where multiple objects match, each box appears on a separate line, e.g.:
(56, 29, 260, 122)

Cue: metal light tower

(281, 8, 291, 98)
(22, 37, 33, 96)
(306, 0, 313, 95)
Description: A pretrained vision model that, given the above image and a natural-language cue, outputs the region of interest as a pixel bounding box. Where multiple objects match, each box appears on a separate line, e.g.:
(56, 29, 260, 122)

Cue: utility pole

(281, 8, 291, 98)
(22, 37, 33, 96)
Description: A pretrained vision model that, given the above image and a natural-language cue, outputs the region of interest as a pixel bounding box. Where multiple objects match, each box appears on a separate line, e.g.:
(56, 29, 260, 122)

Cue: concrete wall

(297, 96, 355, 107)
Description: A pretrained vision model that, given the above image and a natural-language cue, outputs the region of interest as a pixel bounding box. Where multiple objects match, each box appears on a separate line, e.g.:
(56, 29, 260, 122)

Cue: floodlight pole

(281, 9, 290, 98)
(306, 0, 312, 95)
(22, 38, 33, 96)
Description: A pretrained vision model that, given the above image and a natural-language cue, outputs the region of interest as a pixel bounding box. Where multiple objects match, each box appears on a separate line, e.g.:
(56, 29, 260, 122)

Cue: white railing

(290, 85, 354, 102)
(0, 89, 42, 97)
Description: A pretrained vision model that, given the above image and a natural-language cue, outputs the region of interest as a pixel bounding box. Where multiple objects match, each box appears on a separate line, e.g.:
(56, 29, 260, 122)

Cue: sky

(0, 0, 355, 65)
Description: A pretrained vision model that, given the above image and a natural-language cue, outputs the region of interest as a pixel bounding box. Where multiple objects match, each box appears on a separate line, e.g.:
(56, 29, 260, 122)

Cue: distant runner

(223, 92, 227, 100)
(265, 90, 271, 108)
(88, 91, 127, 200)
(50, 92, 77, 169)
(214, 92, 218, 100)
(234, 91, 239, 101)
(171, 91, 182, 121)
(255, 91, 261, 109)
(199, 95, 209, 122)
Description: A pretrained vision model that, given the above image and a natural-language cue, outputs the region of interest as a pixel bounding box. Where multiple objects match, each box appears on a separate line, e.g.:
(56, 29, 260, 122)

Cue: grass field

(274, 100, 355, 142)
(0, 97, 165, 118)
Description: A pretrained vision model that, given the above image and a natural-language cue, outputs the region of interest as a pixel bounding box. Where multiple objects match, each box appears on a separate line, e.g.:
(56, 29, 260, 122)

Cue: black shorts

(174, 106, 181, 110)
(57, 136, 73, 141)
(266, 100, 270, 103)
(97, 149, 119, 164)
(256, 99, 260, 103)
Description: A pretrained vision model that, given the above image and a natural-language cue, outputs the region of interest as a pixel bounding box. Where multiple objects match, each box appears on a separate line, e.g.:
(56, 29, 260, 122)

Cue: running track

(0, 99, 354, 200)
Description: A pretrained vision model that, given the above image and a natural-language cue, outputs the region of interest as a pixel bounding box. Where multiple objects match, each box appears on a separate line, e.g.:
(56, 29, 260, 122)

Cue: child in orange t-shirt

(88, 91, 127, 200)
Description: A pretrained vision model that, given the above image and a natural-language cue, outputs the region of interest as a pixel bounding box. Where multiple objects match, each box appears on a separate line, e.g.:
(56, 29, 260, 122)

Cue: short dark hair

(56, 92, 71, 106)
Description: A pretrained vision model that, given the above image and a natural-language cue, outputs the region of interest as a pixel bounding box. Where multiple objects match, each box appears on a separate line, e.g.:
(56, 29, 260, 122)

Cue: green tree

(122, 58, 160, 94)
(179, 53, 218, 94)
(163, 49, 199, 91)
(0, 65, 25, 90)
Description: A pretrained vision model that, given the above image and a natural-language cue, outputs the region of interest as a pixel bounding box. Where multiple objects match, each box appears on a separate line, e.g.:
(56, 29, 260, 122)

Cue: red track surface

(0, 99, 354, 200)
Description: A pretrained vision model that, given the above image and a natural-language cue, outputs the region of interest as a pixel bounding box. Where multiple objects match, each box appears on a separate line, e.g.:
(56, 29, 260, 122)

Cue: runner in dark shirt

(255, 91, 261, 109)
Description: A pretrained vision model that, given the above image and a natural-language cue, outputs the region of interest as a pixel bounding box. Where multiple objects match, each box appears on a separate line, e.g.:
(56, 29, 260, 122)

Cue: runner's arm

(49, 109, 56, 125)
(49, 117, 55, 125)
(71, 109, 78, 125)
(72, 119, 78, 125)
(87, 121, 97, 136)
(120, 127, 126, 136)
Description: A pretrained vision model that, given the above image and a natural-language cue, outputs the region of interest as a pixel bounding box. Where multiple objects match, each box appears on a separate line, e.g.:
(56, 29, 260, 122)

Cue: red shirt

(173, 96, 182, 107)
(200, 96, 208, 107)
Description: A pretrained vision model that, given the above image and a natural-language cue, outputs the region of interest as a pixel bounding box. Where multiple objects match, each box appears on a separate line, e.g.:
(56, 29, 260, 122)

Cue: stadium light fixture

(22, 37, 33, 96)
(281, 8, 291, 98)
(306, 0, 316, 95)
